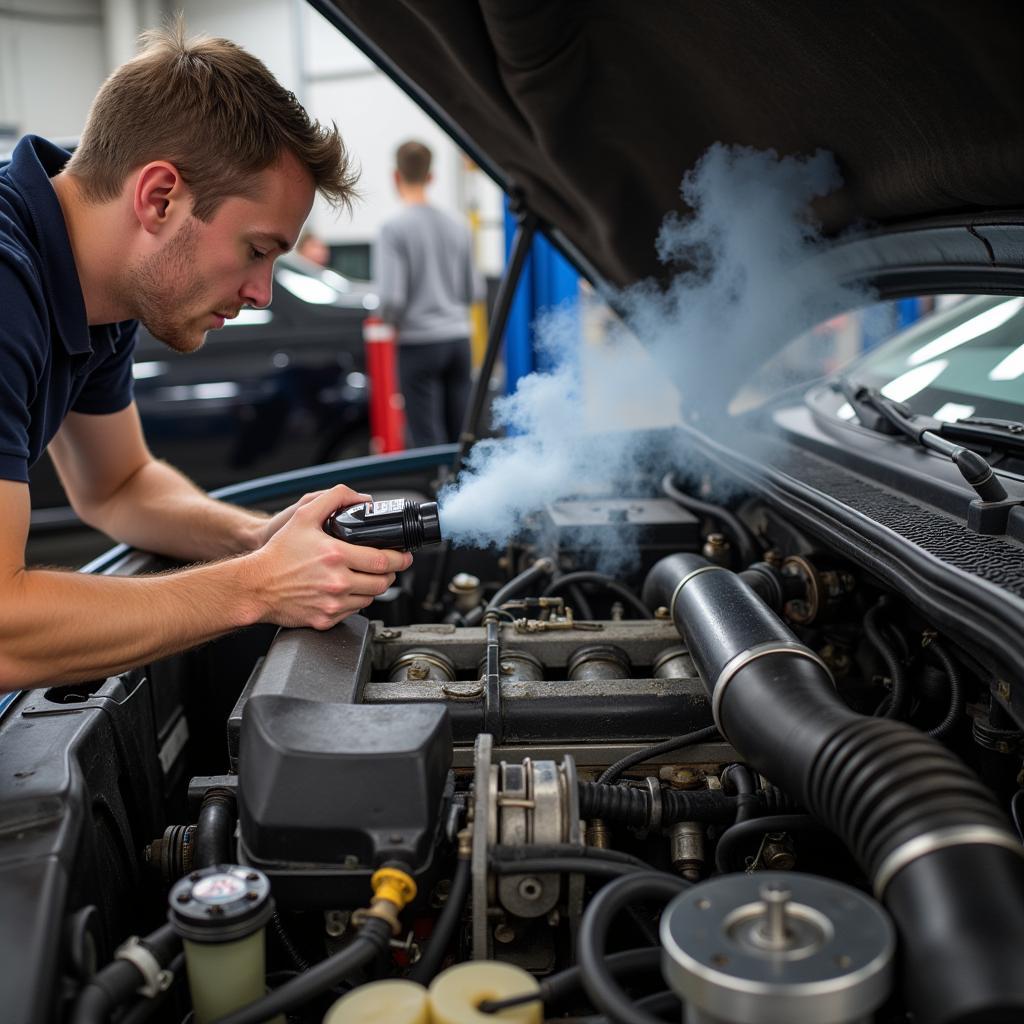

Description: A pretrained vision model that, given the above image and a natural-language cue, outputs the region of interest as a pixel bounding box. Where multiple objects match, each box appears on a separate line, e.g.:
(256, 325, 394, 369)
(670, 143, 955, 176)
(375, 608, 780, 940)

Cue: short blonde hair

(66, 17, 358, 220)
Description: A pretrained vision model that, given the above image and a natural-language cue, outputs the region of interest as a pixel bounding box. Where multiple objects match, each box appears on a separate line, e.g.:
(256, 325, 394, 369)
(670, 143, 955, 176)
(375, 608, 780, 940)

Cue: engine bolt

(517, 877, 543, 901)
(494, 923, 516, 944)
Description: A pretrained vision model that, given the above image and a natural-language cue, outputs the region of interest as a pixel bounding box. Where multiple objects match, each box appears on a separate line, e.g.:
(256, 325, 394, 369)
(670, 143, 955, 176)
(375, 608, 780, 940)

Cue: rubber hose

(864, 601, 910, 719)
(488, 857, 646, 880)
(596, 724, 720, 785)
(272, 912, 311, 972)
(926, 640, 965, 742)
(409, 855, 471, 984)
(713, 812, 823, 873)
(643, 552, 1024, 1024)
(491, 843, 651, 869)
(661, 471, 759, 567)
(578, 781, 739, 828)
(70, 924, 180, 1024)
(480, 947, 663, 1014)
(118, 952, 186, 1024)
(212, 918, 391, 1024)
(194, 788, 237, 869)
(487, 558, 554, 611)
(542, 572, 653, 619)
(720, 763, 758, 823)
(577, 872, 688, 1024)
(584, 990, 681, 1024)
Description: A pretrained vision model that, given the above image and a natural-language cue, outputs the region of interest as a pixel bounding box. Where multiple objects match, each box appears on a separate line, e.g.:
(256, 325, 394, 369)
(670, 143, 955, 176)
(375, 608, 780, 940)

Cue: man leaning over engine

(0, 21, 409, 690)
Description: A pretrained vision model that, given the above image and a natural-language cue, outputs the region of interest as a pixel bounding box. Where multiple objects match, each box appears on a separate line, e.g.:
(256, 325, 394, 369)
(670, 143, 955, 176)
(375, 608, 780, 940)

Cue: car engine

(73, 483, 1024, 1024)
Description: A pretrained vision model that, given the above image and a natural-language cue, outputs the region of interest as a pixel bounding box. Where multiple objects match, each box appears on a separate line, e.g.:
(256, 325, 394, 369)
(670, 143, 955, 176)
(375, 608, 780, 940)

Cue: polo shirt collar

(8, 136, 97, 356)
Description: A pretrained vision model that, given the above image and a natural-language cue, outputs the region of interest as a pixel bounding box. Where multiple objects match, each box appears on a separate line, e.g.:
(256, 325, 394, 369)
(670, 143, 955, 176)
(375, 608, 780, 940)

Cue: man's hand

(240, 484, 413, 630)
(250, 486, 371, 549)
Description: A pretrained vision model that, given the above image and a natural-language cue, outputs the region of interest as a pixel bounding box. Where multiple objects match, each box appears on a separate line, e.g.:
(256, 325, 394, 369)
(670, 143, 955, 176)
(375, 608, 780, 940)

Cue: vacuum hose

(643, 553, 1024, 1024)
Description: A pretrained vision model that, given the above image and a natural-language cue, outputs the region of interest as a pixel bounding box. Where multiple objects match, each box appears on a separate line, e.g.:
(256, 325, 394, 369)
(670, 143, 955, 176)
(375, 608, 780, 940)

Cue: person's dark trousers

(397, 338, 472, 448)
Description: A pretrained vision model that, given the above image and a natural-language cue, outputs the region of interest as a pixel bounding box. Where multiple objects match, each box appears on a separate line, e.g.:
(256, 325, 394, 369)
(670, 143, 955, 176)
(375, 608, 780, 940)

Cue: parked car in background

(27, 252, 376, 564)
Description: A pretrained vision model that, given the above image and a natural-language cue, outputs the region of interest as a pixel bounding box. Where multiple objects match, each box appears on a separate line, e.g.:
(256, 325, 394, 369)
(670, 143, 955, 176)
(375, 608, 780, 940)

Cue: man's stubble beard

(121, 217, 210, 353)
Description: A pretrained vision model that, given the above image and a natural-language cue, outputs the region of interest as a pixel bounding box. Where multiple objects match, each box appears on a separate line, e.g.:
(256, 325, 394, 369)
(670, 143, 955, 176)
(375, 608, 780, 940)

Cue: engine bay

(11, 475, 1024, 1024)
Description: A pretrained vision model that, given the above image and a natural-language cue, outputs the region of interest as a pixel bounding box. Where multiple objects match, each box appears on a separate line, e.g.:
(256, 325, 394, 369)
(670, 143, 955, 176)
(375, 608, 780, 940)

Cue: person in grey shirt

(377, 141, 484, 447)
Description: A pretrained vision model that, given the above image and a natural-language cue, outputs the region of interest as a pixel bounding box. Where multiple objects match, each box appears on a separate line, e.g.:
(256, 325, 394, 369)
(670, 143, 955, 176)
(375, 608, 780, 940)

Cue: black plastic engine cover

(238, 696, 451, 873)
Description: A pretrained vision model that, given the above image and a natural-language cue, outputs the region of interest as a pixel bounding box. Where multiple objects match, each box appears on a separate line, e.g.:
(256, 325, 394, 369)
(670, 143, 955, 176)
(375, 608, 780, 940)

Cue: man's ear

(133, 161, 190, 236)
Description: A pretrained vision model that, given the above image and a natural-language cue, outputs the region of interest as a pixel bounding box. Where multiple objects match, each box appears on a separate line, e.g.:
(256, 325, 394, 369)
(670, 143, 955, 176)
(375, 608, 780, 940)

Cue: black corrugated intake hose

(578, 781, 739, 828)
(194, 788, 237, 869)
(70, 924, 181, 1024)
(643, 552, 1024, 1024)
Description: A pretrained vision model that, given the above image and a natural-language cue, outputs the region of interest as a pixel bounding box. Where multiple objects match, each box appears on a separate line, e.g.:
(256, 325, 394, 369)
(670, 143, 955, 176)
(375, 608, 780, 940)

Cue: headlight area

(55, 490, 1024, 1024)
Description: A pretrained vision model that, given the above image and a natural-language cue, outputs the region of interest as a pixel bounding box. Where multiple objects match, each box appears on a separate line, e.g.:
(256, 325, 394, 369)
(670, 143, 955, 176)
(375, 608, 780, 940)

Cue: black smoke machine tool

(323, 498, 442, 551)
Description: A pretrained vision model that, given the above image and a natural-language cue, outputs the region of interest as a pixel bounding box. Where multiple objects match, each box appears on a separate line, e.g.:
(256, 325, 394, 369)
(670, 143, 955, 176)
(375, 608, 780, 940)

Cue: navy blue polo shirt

(0, 135, 136, 483)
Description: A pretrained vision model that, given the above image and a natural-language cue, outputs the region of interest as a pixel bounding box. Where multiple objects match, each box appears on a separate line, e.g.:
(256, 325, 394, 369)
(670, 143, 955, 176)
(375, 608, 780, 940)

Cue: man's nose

(240, 264, 274, 309)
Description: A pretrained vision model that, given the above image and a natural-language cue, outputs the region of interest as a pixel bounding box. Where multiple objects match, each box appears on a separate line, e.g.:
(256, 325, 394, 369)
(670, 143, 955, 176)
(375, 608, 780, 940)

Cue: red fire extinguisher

(362, 316, 405, 453)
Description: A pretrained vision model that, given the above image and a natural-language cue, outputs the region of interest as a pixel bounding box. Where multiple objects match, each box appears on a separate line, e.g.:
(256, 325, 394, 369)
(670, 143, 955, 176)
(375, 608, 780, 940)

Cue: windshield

(842, 295, 1024, 422)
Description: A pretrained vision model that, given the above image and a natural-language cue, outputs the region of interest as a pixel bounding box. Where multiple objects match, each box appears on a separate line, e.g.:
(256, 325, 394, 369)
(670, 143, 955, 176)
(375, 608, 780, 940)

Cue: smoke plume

(439, 145, 867, 550)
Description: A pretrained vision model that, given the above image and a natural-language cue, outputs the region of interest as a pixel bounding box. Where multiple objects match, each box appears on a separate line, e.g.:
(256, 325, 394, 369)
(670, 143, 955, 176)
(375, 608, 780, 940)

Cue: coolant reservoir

(323, 978, 430, 1024)
(429, 961, 542, 1024)
(168, 864, 279, 1024)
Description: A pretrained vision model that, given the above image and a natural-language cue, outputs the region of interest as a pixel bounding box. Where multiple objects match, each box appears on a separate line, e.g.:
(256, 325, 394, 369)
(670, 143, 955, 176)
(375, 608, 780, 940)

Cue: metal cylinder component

(670, 822, 705, 881)
(145, 823, 196, 882)
(702, 532, 731, 566)
(388, 649, 457, 683)
(169, 864, 275, 1024)
(493, 757, 572, 918)
(585, 818, 611, 849)
(660, 872, 895, 1024)
(566, 645, 631, 682)
(448, 572, 483, 614)
(477, 648, 544, 684)
(653, 645, 693, 680)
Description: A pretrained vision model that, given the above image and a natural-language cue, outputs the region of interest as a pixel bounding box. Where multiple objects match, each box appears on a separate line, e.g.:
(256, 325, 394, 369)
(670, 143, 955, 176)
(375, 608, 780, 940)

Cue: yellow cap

(371, 867, 417, 909)
(429, 961, 542, 1024)
(323, 979, 429, 1024)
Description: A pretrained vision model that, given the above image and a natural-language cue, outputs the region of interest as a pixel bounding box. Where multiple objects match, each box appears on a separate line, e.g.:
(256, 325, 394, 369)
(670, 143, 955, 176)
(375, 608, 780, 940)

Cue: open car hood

(315, 0, 1024, 291)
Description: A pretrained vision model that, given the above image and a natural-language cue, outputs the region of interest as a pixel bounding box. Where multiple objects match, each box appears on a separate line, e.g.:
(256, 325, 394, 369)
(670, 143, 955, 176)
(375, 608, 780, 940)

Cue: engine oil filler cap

(169, 864, 274, 944)
(659, 871, 895, 1024)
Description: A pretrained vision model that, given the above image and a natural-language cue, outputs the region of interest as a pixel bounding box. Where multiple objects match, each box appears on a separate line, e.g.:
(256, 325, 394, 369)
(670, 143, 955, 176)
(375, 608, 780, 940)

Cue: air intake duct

(643, 553, 1024, 1024)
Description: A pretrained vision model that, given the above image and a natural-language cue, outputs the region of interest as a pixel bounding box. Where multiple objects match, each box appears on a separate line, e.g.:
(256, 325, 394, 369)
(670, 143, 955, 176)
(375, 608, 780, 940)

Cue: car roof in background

(317, 0, 1024, 291)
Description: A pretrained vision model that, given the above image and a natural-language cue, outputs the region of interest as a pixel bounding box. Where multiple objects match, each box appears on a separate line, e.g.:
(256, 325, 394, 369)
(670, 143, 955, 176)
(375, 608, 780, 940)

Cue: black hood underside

(319, 0, 1024, 289)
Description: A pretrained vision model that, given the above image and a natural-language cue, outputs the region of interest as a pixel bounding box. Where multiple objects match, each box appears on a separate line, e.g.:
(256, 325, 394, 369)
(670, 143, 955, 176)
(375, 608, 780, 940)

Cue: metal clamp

(115, 936, 173, 999)
(669, 564, 729, 621)
(711, 642, 833, 739)
(645, 776, 663, 832)
(872, 824, 1024, 899)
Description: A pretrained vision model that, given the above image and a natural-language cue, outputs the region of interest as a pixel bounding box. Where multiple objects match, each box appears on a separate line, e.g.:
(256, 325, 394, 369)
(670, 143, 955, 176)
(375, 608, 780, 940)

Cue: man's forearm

(0, 557, 261, 689)
(83, 458, 267, 561)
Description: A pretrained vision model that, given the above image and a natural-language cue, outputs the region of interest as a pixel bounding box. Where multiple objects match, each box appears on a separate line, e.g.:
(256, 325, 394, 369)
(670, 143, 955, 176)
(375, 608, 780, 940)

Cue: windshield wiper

(836, 378, 1008, 503)
(936, 416, 1024, 457)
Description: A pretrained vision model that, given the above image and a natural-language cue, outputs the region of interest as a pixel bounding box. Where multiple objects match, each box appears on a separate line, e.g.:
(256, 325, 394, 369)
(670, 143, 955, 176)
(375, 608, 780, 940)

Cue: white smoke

(439, 145, 868, 549)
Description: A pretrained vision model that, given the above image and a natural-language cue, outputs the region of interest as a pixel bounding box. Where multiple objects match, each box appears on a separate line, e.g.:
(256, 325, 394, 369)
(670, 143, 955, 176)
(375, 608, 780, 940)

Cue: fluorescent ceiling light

(908, 297, 1023, 366)
(132, 360, 168, 379)
(224, 309, 273, 326)
(989, 342, 1024, 382)
(880, 359, 948, 402)
(276, 267, 340, 305)
(932, 402, 975, 422)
